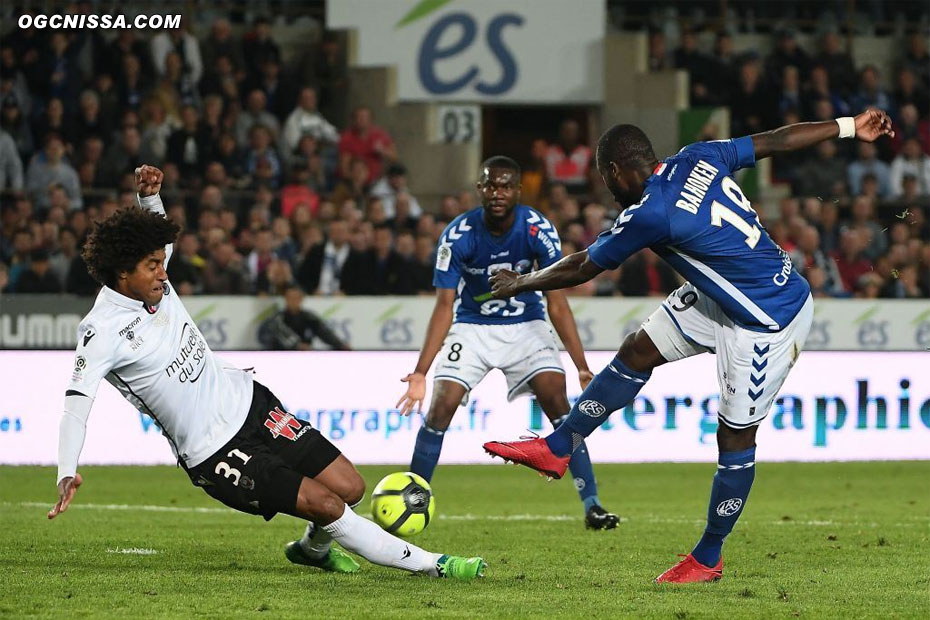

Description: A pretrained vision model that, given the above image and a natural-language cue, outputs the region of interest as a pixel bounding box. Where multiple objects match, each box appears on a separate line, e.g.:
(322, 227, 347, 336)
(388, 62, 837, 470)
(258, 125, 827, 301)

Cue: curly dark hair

(82, 208, 180, 287)
(596, 124, 657, 172)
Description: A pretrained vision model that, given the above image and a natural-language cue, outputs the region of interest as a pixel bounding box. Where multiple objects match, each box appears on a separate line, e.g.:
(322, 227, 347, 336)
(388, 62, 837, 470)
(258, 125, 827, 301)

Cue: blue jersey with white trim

(433, 205, 562, 325)
(587, 136, 810, 332)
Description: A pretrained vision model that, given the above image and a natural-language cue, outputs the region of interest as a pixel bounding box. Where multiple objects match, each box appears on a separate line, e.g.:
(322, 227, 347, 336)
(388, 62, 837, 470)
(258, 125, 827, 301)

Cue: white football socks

(298, 522, 332, 560)
(299, 499, 362, 559)
(322, 503, 441, 575)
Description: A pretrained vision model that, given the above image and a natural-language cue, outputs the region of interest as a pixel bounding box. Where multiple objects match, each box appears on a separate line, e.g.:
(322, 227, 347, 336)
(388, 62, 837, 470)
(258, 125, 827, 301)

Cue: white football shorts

(642, 282, 813, 429)
(433, 319, 565, 402)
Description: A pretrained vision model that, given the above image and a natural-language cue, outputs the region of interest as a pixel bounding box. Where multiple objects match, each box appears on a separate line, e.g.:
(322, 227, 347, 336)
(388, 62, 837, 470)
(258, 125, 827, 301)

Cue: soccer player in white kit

(48, 165, 486, 581)
(484, 110, 894, 583)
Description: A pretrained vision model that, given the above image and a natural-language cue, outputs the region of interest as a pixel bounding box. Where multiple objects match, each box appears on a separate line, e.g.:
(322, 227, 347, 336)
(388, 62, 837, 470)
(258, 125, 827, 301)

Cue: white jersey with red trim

(64, 194, 252, 471)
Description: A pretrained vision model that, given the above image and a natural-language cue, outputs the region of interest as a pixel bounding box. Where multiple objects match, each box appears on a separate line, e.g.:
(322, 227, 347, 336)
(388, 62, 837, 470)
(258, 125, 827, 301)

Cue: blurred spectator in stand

(521, 139, 549, 208)
(832, 228, 872, 293)
(242, 16, 281, 84)
(26, 134, 82, 210)
(42, 33, 81, 115)
(0, 128, 24, 193)
(385, 193, 419, 233)
(777, 66, 803, 118)
(580, 203, 610, 247)
(850, 65, 894, 115)
(853, 272, 883, 299)
(167, 231, 206, 294)
(15, 248, 61, 293)
(244, 124, 282, 189)
(617, 249, 679, 297)
(814, 32, 856, 98)
(890, 137, 930, 197)
(258, 285, 350, 350)
(203, 241, 249, 294)
(101, 126, 146, 184)
(706, 31, 736, 105)
(48, 226, 78, 287)
(283, 86, 340, 157)
(117, 54, 146, 111)
(890, 104, 930, 156)
(731, 58, 775, 136)
(297, 218, 351, 295)
(802, 65, 850, 120)
(200, 54, 241, 104)
(371, 162, 423, 219)
(73, 90, 111, 147)
(201, 18, 245, 85)
(167, 104, 212, 185)
(902, 32, 930, 92)
(236, 89, 280, 145)
(789, 225, 844, 296)
(246, 58, 292, 122)
(151, 21, 203, 86)
(270, 217, 298, 265)
(246, 227, 276, 289)
(796, 140, 847, 198)
(281, 164, 321, 218)
(338, 106, 395, 184)
(674, 29, 716, 106)
(410, 233, 436, 294)
(647, 30, 671, 71)
(438, 195, 462, 222)
(7, 228, 35, 290)
(545, 119, 593, 197)
(765, 29, 810, 90)
(256, 257, 295, 297)
(848, 141, 891, 198)
(1, 92, 34, 161)
(32, 97, 70, 150)
(893, 68, 929, 120)
(330, 157, 370, 205)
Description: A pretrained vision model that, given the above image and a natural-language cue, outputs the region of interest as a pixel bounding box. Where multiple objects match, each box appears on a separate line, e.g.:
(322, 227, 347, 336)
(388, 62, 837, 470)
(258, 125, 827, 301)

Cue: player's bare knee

(717, 423, 757, 452)
(343, 471, 365, 506)
(619, 330, 662, 374)
(425, 400, 457, 431)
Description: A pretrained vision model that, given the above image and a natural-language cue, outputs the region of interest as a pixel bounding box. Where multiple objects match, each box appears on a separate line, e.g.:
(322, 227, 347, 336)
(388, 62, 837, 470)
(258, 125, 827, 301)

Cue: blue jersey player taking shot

(484, 110, 895, 582)
(396, 156, 620, 530)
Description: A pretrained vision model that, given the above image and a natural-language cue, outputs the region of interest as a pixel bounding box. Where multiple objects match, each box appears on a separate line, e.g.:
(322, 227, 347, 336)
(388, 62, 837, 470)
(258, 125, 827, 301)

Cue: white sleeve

(57, 395, 93, 484)
(138, 193, 173, 262)
(59, 322, 114, 483)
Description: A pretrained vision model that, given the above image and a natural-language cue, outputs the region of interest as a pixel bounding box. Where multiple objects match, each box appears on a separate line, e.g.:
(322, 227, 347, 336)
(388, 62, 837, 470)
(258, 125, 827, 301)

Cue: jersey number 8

(710, 176, 761, 248)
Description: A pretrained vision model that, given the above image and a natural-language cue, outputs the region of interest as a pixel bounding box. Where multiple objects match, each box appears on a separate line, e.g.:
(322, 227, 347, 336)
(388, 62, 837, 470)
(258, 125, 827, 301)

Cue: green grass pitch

(2, 462, 928, 619)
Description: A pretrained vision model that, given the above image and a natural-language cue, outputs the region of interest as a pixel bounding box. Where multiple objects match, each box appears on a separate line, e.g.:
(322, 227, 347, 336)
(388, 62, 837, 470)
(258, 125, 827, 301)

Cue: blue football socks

(410, 423, 445, 482)
(546, 355, 651, 456)
(691, 446, 756, 567)
(551, 415, 600, 512)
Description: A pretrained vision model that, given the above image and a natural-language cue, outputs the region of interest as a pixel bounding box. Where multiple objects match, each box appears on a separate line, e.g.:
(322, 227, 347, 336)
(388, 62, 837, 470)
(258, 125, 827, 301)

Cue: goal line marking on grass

(8, 502, 924, 528)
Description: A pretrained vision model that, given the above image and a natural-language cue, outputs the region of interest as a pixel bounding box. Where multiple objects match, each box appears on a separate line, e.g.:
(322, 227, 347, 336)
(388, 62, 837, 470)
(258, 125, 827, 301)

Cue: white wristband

(836, 117, 856, 139)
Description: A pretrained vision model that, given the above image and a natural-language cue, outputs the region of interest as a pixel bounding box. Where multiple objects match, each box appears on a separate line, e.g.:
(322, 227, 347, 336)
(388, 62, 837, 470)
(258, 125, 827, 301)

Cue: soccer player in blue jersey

(484, 110, 894, 581)
(396, 156, 620, 530)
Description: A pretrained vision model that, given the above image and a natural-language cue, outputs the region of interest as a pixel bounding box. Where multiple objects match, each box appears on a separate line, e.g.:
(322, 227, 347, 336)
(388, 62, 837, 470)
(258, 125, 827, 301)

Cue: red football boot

(654, 554, 723, 584)
(483, 437, 570, 479)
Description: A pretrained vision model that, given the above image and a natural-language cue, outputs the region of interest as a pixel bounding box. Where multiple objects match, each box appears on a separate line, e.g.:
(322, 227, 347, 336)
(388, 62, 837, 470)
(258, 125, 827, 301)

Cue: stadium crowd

(0, 13, 928, 300)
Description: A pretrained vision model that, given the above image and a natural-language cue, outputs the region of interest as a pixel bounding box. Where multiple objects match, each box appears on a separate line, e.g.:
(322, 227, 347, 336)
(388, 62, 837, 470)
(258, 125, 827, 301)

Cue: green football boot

(436, 554, 487, 580)
(285, 541, 360, 573)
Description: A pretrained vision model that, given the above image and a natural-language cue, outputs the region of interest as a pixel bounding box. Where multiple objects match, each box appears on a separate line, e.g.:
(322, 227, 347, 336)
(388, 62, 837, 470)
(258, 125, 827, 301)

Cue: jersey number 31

(710, 176, 761, 248)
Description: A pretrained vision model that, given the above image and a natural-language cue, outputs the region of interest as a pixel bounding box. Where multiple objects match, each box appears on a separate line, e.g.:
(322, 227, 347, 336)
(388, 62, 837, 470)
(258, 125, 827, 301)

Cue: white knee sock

(322, 504, 441, 576)
(299, 499, 363, 559)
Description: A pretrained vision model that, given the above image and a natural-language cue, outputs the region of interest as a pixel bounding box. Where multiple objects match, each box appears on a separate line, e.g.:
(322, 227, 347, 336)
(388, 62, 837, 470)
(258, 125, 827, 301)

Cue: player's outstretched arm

(545, 290, 593, 388)
(397, 288, 455, 416)
(751, 109, 894, 160)
(490, 250, 603, 299)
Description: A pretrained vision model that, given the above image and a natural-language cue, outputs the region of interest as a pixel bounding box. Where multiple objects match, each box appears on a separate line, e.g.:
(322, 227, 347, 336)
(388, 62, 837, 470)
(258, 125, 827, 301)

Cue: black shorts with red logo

(186, 381, 341, 520)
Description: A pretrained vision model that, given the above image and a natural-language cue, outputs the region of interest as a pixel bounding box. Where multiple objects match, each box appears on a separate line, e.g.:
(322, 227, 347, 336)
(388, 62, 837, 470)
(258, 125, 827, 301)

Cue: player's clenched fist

(135, 165, 164, 197)
(489, 269, 520, 299)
